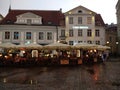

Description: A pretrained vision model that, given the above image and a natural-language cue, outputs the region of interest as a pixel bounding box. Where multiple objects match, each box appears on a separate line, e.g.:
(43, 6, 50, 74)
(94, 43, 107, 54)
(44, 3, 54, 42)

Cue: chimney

(60, 8, 62, 12)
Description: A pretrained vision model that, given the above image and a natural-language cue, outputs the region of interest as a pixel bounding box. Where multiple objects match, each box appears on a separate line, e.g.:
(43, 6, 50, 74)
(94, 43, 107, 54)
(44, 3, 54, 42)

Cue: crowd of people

(0, 49, 109, 67)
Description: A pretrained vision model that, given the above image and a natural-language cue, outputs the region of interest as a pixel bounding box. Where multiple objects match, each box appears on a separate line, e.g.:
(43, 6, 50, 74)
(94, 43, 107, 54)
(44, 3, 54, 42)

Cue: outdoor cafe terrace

(0, 42, 110, 67)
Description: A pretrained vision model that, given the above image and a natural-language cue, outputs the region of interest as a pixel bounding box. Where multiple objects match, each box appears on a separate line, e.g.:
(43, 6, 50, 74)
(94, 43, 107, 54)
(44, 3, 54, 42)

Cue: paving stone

(0, 59, 120, 90)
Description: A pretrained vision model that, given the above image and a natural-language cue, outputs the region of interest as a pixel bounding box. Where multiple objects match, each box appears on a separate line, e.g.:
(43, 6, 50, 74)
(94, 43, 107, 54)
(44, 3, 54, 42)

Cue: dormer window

(27, 19, 32, 25)
(6, 20, 12, 24)
(48, 21, 52, 25)
(78, 10, 82, 13)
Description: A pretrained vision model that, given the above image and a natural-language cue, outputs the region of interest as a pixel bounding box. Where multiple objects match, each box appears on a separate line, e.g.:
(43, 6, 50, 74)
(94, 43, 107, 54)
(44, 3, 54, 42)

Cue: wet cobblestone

(0, 60, 120, 90)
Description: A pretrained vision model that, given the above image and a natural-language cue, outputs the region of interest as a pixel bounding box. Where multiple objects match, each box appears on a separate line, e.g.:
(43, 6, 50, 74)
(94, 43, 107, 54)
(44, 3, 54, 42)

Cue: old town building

(65, 6, 105, 45)
(0, 6, 105, 46)
(0, 9, 65, 45)
(116, 0, 120, 55)
(105, 24, 118, 55)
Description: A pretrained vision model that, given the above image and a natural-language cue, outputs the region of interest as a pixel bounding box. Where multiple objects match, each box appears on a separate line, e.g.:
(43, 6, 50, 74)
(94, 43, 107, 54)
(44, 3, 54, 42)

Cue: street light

(116, 41, 119, 55)
(116, 41, 119, 45)
(106, 41, 109, 44)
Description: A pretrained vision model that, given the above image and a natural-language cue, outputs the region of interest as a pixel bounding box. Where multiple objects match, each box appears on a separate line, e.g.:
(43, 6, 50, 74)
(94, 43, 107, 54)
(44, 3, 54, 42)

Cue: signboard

(73, 26, 89, 29)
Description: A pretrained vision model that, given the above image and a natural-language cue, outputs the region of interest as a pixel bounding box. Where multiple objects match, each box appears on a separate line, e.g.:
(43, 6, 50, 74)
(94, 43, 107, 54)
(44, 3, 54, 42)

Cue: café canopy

(44, 42, 70, 50)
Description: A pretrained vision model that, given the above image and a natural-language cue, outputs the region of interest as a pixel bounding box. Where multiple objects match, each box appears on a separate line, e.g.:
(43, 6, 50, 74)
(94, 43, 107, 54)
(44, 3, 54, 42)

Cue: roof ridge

(10, 9, 61, 12)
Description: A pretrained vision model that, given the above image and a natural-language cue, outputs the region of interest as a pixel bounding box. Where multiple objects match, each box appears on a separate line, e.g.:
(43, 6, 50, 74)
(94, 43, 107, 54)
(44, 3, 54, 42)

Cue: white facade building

(65, 6, 105, 45)
(0, 6, 105, 46)
(0, 10, 65, 45)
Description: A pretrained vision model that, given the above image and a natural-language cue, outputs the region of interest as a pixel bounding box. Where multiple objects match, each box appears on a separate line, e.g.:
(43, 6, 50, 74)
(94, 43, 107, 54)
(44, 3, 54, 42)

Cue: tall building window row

(4, 31, 54, 40)
(68, 29, 101, 37)
(68, 16, 92, 24)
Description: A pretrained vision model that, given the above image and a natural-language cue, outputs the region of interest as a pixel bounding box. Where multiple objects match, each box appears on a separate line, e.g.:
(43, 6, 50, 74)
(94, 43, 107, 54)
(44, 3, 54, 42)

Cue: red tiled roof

(0, 9, 104, 27)
(0, 10, 65, 26)
(95, 14, 105, 26)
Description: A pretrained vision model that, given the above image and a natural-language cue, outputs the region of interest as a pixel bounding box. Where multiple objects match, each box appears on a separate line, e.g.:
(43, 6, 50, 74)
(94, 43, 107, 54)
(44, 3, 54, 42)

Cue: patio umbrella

(95, 45, 111, 50)
(16, 44, 27, 48)
(25, 43, 43, 49)
(44, 42, 70, 50)
(0, 42, 17, 48)
(74, 43, 97, 49)
(16, 43, 42, 49)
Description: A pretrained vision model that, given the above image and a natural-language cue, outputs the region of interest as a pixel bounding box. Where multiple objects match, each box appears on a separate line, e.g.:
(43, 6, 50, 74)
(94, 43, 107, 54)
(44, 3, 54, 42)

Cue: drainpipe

(56, 25, 58, 42)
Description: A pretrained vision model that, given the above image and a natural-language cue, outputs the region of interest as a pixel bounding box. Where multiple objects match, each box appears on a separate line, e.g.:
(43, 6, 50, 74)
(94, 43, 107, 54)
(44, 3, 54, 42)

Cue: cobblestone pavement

(0, 60, 120, 90)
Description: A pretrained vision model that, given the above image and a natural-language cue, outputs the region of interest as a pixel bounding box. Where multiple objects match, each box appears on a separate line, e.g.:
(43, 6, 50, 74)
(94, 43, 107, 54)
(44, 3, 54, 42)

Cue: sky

(0, 0, 118, 24)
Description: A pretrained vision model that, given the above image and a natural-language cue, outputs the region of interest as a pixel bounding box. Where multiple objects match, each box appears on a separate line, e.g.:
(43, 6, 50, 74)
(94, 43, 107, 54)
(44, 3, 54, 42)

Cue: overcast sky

(0, 0, 118, 24)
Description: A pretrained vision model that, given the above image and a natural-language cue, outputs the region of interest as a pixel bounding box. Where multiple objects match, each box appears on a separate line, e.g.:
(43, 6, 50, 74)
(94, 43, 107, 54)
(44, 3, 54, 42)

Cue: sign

(73, 26, 89, 29)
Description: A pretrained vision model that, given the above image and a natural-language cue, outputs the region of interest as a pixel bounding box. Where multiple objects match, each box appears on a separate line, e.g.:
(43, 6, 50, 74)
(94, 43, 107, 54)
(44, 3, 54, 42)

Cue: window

(109, 36, 112, 42)
(78, 29, 82, 36)
(47, 32, 52, 40)
(69, 29, 73, 37)
(87, 40, 92, 44)
(78, 41, 83, 43)
(26, 32, 31, 40)
(69, 41, 74, 45)
(19, 19, 25, 23)
(96, 41, 100, 45)
(69, 17, 73, 24)
(34, 20, 40, 23)
(61, 29, 65, 36)
(87, 29, 92, 37)
(87, 17, 92, 24)
(5, 32, 10, 39)
(14, 32, 19, 39)
(95, 29, 100, 37)
(78, 10, 82, 13)
(39, 32, 44, 40)
(27, 19, 32, 24)
(78, 17, 82, 24)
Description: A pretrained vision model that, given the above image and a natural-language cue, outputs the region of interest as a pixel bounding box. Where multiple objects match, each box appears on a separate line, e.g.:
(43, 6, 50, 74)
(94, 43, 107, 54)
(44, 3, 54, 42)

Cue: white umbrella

(74, 43, 97, 49)
(16, 44, 27, 48)
(25, 43, 42, 49)
(16, 43, 42, 49)
(96, 45, 111, 50)
(0, 42, 17, 48)
(44, 42, 70, 50)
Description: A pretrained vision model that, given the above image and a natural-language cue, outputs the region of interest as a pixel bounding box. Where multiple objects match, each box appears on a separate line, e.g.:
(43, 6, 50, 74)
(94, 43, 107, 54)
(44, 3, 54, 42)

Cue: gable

(15, 12, 42, 24)
(16, 12, 41, 18)
(65, 5, 96, 15)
